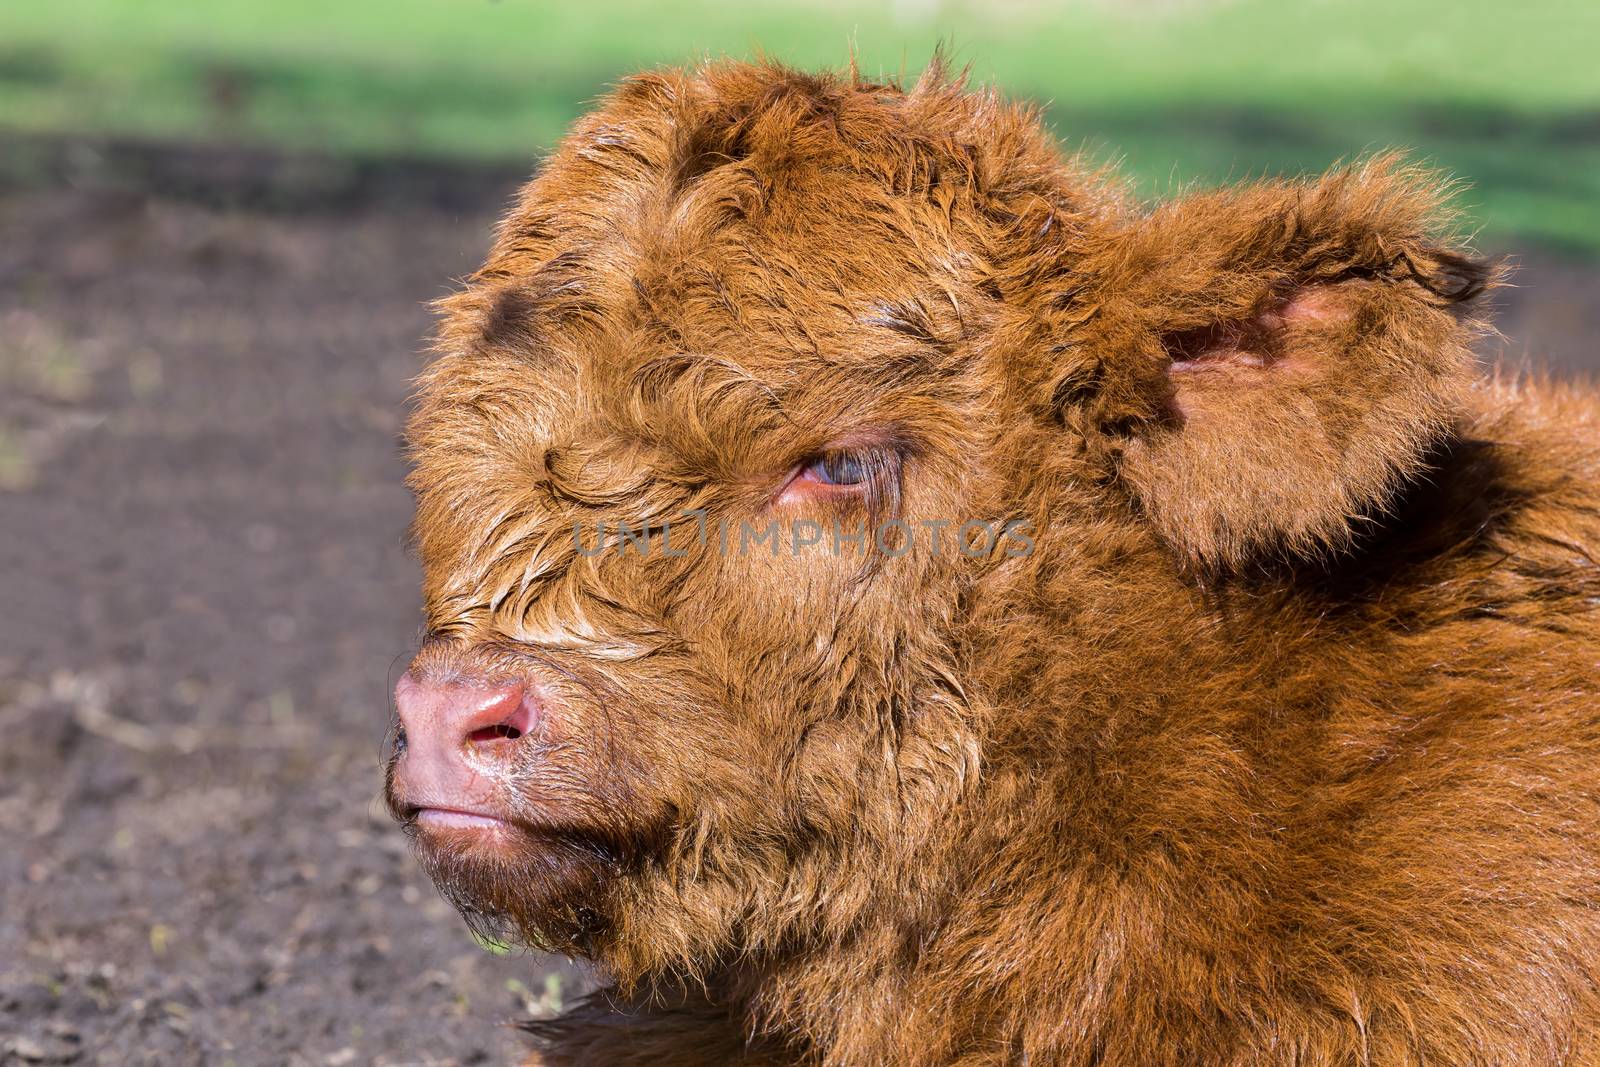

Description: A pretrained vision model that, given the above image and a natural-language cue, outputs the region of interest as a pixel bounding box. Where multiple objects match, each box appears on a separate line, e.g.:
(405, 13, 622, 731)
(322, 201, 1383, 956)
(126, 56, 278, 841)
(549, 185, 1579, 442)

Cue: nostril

(458, 684, 536, 750)
(467, 721, 522, 744)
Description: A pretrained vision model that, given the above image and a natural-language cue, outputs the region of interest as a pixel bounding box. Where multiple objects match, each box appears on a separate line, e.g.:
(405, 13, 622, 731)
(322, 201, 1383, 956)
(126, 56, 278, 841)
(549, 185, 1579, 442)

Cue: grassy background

(2, 0, 1597, 251)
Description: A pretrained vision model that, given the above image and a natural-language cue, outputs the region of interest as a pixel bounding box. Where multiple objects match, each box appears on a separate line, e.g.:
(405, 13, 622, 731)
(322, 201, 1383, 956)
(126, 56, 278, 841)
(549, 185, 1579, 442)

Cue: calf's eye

(777, 444, 899, 506)
(806, 450, 870, 486)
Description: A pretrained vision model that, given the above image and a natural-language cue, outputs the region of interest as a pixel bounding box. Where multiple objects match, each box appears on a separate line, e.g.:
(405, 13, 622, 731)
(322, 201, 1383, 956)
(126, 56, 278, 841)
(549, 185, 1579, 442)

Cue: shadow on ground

(0, 138, 1593, 1066)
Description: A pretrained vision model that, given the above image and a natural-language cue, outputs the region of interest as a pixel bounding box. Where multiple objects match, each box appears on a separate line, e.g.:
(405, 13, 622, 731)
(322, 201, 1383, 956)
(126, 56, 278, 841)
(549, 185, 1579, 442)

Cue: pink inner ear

(1166, 284, 1350, 376)
(1261, 286, 1346, 329)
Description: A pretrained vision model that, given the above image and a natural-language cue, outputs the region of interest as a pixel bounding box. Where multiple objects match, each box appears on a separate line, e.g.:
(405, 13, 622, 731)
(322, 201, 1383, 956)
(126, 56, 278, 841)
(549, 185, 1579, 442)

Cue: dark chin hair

(409, 824, 624, 953)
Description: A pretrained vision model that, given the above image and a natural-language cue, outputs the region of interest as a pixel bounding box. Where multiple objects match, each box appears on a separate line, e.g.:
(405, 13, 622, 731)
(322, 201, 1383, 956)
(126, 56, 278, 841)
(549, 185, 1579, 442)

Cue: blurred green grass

(2, 0, 1596, 251)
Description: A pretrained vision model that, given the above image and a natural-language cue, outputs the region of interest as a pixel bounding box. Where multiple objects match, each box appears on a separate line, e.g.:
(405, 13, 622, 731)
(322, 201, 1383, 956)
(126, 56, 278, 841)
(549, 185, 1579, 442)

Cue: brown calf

(386, 61, 1600, 1066)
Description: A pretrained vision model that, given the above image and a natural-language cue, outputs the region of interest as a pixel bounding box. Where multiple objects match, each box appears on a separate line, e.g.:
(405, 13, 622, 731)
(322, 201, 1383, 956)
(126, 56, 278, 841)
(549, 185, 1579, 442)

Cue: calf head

(385, 62, 1493, 983)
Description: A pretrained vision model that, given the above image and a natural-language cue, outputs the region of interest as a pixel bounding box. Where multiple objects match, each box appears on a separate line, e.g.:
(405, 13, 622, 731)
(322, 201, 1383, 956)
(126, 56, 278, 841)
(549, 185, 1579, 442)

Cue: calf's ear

(1059, 158, 1501, 571)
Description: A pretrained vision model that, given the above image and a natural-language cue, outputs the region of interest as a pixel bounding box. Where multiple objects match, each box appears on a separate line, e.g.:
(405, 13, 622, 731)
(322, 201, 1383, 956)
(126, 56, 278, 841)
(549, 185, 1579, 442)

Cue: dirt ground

(0, 141, 1595, 1066)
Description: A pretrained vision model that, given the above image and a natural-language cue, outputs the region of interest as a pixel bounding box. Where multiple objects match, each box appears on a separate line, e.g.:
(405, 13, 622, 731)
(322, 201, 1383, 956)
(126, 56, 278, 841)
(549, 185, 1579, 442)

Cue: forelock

(459, 58, 1096, 288)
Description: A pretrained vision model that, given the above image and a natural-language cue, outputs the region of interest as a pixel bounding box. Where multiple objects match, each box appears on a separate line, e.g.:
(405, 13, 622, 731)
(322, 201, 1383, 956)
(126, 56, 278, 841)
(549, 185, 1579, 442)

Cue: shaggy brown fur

(388, 60, 1600, 1066)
